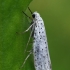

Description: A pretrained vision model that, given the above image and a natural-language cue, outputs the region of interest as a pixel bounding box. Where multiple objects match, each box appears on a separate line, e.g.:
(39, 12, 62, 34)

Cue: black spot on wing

(41, 23, 42, 25)
(45, 62, 46, 64)
(45, 42, 46, 44)
(41, 65, 42, 67)
(35, 59, 37, 61)
(42, 49, 43, 51)
(42, 31, 44, 33)
(40, 38, 41, 39)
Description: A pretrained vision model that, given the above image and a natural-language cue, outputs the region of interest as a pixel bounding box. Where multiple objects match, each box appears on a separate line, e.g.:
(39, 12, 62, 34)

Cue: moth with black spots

(21, 7, 52, 70)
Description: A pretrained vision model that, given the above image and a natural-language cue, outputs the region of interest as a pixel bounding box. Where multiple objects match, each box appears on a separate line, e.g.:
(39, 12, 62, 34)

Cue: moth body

(32, 12, 52, 70)
(21, 8, 52, 70)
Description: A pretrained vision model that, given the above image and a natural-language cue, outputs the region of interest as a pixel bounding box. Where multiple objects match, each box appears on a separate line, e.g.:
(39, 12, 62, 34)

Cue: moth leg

(23, 23, 34, 34)
(16, 22, 33, 35)
(29, 41, 33, 45)
(24, 26, 34, 53)
(20, 50, 32, 69)
(27, 49, 33, 53)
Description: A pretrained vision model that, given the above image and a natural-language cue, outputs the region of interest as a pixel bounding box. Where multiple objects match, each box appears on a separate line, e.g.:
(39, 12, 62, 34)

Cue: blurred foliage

(0, 0, 34, 70)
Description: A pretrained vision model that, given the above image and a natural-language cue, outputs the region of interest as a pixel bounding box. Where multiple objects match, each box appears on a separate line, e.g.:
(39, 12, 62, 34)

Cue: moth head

(32, 12, 40, 19)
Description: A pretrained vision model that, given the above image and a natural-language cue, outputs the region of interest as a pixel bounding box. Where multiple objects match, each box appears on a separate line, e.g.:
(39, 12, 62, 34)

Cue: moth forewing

(32, 12, 52, 70)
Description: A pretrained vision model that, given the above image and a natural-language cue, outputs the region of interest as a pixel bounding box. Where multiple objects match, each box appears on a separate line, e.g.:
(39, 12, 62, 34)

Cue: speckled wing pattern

(33, 13, 51, 70)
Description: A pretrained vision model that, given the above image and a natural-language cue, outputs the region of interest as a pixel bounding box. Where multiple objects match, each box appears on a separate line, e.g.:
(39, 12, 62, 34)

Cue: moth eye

(32, 14, 35, 18)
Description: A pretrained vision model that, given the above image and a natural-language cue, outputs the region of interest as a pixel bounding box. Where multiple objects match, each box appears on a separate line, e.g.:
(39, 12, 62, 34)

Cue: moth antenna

(28, 7, 33, 14)
(22, 11, 32, 20)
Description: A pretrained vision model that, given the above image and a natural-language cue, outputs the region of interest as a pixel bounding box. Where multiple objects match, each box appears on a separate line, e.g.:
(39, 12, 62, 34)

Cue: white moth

(21, 7, 52, 70)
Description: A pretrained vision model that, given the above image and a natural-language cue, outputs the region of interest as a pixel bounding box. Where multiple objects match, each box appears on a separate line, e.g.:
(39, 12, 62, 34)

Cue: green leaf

(0, 0, 34, 70)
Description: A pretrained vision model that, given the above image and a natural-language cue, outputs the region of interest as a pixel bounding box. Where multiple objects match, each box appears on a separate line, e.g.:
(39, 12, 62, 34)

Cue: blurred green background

(0, 0, 70, 70)
(28, 0, 70, 70)
(0, 0, 33, 70)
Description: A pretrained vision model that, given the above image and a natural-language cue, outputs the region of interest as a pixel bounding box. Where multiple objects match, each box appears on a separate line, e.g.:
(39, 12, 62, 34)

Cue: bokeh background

(27, 0, 70, 70)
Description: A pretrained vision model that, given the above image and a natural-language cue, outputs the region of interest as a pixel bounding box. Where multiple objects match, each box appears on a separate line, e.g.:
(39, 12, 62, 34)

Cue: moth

(21, 7, 52, 70)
